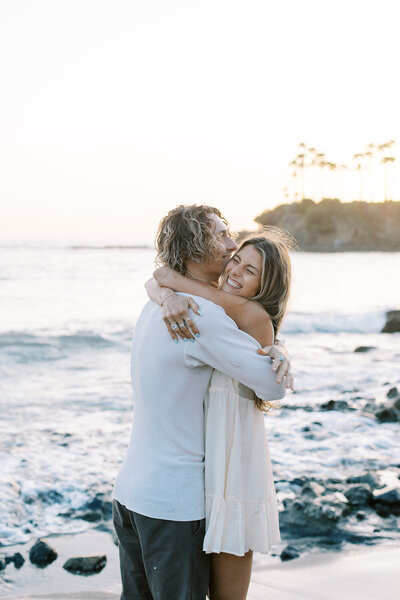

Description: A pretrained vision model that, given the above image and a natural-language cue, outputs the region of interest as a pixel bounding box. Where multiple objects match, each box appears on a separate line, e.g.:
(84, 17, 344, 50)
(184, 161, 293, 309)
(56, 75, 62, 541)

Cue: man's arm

(184, 301, 285, 402)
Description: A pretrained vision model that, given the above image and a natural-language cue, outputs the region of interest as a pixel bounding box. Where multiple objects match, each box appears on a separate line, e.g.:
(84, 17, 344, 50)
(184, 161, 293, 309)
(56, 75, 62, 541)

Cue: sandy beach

(1, 529, 399, 600)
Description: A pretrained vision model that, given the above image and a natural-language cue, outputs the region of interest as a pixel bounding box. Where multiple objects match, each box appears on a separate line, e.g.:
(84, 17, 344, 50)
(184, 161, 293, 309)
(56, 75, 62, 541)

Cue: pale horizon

(2, 0, 400, 244)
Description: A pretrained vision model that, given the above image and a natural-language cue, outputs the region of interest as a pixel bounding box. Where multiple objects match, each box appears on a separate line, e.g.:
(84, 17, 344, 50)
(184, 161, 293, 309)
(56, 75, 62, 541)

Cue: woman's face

(220, 244, 262, 298)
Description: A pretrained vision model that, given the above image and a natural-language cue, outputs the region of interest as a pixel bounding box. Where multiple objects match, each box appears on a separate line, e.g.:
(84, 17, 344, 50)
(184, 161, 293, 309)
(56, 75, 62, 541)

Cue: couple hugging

(113, 205, 293, 600)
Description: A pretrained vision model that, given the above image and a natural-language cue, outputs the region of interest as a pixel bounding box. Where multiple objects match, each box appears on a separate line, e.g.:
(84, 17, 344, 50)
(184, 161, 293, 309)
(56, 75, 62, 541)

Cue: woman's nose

(230, 264, 243, 277)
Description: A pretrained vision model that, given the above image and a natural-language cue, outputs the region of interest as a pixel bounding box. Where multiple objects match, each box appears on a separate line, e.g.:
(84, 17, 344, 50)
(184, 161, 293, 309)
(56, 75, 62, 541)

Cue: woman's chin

(221, 282, 241, 295)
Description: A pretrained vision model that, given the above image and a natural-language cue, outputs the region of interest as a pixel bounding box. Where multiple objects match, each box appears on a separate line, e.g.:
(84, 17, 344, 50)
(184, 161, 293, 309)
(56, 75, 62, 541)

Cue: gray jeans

(113, 500, 210, 600)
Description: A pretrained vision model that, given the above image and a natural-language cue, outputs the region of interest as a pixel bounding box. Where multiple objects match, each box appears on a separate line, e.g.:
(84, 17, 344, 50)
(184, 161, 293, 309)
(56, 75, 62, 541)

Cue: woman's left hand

(161, 293, 200, 341)
(257, 340, 293, 390)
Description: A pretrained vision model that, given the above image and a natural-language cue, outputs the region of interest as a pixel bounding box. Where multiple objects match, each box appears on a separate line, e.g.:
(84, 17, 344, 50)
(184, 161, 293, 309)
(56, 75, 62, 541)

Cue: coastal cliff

(250, 199, 400, 251)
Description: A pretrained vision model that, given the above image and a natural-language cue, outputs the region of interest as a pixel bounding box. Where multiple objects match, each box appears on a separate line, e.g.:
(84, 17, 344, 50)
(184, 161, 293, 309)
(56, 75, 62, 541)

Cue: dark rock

(280, 492, 349, 536)
(291, 476, 309, 487)
(63, 555, 107, 575)
(11, 552, 25, 569)
(301, 481, 325, 498)
(356, 511, 366, 520)
(101, 500, 113, 520)
(393, 397, 400, 411)
(4, 553, 25, 569)
(372, 487, 400, 505)
(374, 504, 391, 518)
(381, 310, 400, 333)
(79, 493, 112, 521)
(344, 485, 372, 506)
(374, 407, 399, 423)
(387, 387, 399, 399)
(320, 399, 351, 411)
(280, 546, 300, 561)
(38, 490, 64, 504)
(354, 346, 376, 353)
(29, 540, 57, 567)
(0, 558, 6, 571)
(347, 472, 381, 490)
(77, 511, 103, 522)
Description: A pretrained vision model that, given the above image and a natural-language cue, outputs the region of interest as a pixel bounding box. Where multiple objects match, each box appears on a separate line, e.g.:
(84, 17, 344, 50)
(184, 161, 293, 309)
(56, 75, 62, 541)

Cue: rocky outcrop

(280, 488, 350, 536)
(382, 311, 400, 333)
(253, 199, 400, 252)
(344, 485, 372, 506)
(280, 546, 300, 561)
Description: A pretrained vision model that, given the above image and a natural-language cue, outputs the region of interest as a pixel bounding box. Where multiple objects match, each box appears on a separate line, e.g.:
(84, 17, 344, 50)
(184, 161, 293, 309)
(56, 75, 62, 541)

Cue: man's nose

(226, 236, 238, 252)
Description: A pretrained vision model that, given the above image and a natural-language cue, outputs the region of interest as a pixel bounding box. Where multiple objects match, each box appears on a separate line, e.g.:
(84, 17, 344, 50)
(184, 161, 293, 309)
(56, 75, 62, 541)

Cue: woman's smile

(221, 245, 262, 298)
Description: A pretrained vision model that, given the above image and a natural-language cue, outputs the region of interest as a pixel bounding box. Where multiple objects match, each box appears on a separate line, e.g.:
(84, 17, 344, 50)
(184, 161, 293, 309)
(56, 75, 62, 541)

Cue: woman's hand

(161, 293, 201, 342)
(257, 340, 294, 390)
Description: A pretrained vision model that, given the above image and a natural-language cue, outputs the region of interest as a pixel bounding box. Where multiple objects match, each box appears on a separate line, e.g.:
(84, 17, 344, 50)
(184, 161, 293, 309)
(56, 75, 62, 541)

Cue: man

(113, 205, 290, 600)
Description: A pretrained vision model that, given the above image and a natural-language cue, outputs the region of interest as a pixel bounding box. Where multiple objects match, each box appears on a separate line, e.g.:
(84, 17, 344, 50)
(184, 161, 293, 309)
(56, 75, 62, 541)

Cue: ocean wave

(0, 330, 131, 363)
(282, 310, 387, 334)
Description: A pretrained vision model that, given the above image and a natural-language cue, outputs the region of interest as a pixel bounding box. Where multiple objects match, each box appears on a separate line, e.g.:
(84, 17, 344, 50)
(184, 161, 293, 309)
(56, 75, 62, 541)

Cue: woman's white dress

(203, 370, 281, 556)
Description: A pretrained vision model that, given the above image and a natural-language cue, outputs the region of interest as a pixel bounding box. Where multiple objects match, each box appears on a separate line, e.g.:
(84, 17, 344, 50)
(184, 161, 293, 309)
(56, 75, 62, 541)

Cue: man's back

(113, 296, 213, 521)
(113, 295, 285, 522)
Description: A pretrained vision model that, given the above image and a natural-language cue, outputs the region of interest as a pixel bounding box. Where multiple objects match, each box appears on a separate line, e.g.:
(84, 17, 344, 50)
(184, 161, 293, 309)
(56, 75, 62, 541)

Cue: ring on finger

(177, 321, 185, 328)
(171, 324, 179, 331)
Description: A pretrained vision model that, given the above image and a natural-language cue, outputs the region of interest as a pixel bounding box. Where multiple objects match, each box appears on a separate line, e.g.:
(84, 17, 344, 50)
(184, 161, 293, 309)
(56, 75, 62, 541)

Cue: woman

(146, 230, 292, 600)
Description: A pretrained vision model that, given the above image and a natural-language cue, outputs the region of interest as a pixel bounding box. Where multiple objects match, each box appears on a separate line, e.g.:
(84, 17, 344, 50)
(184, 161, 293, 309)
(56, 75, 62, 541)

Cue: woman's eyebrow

(246, 263, 259, 273)
(235, 254, 259, 273)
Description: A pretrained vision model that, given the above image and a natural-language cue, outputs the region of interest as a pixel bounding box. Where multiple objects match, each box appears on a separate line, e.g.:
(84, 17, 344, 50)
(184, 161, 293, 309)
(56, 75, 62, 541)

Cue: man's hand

(257, 340, 293, 390)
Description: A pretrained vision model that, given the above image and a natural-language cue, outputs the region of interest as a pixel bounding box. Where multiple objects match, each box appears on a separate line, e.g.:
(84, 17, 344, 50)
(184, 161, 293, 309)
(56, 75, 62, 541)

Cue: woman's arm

(154, 267, 274, 347)
(145, 277, 175, 306)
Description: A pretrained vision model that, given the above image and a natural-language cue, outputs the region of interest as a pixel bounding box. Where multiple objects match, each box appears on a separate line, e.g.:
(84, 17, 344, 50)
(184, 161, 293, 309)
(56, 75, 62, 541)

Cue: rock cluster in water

(278, 469, 400, 555)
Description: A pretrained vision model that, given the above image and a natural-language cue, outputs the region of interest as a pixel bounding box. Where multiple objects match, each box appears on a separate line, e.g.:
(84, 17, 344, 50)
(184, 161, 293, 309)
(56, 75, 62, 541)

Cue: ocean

(1, 244, 399, 548)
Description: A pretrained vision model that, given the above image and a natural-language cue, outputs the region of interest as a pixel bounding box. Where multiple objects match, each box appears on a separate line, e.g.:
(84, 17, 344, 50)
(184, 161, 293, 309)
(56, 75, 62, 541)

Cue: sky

(1, 0, 400, 244)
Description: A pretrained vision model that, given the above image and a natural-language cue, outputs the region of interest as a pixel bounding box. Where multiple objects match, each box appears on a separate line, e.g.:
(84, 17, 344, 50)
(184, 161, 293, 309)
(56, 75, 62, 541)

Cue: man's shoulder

(176, 293, 227, 315)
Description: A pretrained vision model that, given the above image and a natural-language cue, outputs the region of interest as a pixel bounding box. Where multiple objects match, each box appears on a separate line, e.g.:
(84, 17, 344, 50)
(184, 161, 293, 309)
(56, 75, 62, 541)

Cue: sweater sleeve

(184, 301, 285, 402)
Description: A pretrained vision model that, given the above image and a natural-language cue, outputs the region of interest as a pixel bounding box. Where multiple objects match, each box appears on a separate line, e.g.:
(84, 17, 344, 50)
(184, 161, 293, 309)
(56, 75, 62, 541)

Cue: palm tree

(317, 153, 326, 200)
(295, 153, 306, 199)
(327, 162, 338, 198)
(382, 156, 396, 201)
(353, 153, 364, 200)
(290, 159, 299, 202)
(338, 164, 348, 201)
(307, 147, 318, 201)
(282, 187, 290, 201)
(378, 140, 396, 201)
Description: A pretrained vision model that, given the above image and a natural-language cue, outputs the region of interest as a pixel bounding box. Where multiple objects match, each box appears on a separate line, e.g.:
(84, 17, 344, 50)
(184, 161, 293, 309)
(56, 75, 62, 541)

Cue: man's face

(206, 213, 238, 277)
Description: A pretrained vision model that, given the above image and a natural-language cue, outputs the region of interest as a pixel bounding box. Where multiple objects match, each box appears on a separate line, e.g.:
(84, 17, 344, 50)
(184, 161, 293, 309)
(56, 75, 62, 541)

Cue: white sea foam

(282, 310, 387, 334)
(0, 246, 399, 545)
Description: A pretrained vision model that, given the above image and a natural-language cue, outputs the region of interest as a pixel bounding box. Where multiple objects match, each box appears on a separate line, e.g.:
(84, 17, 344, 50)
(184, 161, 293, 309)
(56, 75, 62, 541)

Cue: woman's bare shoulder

(239, 300, 274, 345)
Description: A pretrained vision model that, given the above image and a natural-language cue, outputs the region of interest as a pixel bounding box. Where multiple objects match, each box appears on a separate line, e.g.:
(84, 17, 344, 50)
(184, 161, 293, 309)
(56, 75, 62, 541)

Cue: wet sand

(1, 529, 398, 600)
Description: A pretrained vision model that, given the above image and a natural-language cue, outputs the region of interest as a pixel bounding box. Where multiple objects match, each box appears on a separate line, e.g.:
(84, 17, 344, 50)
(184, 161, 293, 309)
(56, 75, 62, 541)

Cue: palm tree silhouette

(317, 153, 326, 200)
(378, 140, 396, 201)
(382, 156, 396, 200)
(353, 153, 364, 200)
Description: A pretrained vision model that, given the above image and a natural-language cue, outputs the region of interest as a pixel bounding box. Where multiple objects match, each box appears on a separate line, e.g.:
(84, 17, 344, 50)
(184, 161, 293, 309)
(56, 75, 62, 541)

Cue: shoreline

(1, 530, 399, 600)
